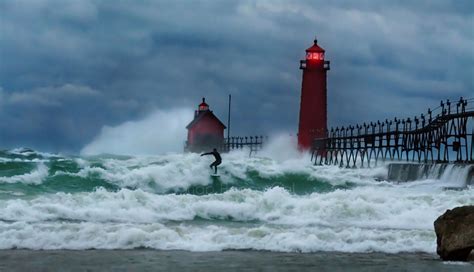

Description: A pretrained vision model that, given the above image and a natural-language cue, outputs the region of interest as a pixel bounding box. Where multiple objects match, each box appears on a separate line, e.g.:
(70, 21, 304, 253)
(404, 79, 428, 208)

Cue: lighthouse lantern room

(186, 98, 226, 152)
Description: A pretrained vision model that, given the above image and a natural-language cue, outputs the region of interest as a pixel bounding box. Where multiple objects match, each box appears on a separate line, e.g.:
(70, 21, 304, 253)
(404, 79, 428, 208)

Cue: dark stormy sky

(0, 0, 473, 153)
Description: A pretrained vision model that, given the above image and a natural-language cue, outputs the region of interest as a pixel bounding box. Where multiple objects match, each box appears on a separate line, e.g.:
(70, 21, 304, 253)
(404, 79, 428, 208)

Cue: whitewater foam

(1, 145, 473, 253)
(0, 220, 436, 252)
(0, 186, 472, 252)
(0, 163, 49, 185)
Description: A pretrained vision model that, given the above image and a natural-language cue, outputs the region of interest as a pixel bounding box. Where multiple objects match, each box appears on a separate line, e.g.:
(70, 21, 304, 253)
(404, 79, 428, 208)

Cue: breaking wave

(0, 145, 472, 252)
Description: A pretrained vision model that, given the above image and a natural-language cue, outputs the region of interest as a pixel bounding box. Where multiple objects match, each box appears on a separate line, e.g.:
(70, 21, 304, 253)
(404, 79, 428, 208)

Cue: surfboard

(210, 174, 220, 177)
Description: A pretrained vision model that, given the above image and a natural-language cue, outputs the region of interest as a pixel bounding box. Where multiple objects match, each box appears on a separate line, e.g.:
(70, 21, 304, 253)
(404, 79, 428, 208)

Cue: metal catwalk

(312, 97, 474, 167)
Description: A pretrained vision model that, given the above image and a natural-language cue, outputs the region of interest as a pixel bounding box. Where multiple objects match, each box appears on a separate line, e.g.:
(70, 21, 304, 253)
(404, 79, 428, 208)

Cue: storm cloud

(0, 0, 473, 152)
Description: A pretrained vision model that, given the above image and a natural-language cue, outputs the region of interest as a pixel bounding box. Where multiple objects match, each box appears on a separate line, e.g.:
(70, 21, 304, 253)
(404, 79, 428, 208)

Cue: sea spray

(81, 108, 193, 155)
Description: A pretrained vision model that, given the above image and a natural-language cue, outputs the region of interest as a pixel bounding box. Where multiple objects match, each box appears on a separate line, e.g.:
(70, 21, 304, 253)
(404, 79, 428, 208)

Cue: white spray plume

(259, 133, 309, 162)
(81, 108, 193, 155)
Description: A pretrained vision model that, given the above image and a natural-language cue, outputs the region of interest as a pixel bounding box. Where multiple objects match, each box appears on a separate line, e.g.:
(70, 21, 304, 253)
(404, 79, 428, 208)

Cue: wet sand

(0, 250, 472, 272)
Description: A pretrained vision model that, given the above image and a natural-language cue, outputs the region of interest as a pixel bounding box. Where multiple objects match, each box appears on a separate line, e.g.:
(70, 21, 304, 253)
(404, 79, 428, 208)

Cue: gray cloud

(6, 84, 100, 106)
(0, 0, 472, 152)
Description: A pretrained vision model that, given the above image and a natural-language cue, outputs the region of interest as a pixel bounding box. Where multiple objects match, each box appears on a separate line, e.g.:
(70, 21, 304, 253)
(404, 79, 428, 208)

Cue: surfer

(201, 148, 222, 175)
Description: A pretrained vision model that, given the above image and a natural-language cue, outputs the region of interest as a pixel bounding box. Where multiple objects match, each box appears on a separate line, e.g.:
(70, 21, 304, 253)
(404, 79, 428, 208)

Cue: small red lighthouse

(297, 38, 330, 150)
(186, 98, 226, 152)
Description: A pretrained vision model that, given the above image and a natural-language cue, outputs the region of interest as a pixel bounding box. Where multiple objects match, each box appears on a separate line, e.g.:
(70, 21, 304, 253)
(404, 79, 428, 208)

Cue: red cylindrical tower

(297, 38, 330, 150)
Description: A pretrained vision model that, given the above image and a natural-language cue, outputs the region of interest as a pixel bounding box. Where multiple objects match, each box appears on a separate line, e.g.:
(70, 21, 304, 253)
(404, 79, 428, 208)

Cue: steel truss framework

(311, 97, 474, 167)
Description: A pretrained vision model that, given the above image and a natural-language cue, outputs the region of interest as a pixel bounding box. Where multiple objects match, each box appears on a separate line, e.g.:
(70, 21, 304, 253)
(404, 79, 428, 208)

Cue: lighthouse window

(306, 52, 324, 60)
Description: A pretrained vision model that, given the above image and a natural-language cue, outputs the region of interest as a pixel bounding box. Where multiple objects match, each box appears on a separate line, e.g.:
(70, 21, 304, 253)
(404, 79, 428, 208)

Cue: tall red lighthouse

(297, 38, 330, 150)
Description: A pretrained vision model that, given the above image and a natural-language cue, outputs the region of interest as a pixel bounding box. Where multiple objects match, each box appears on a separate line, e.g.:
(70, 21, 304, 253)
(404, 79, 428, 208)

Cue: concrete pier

(387, 163, 474, 185)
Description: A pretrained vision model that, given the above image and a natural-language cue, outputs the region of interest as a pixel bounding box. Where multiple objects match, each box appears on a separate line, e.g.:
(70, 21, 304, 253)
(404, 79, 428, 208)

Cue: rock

(434, 205, 474, 261)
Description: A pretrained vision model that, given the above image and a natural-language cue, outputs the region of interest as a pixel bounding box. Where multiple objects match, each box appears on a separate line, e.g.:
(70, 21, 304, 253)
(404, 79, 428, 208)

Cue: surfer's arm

(200, 152, 211, 156)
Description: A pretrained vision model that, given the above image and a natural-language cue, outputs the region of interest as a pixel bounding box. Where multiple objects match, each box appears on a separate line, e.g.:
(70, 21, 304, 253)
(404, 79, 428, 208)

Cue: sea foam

(0, 185, 472, 252)
(0, 163, 49, 185)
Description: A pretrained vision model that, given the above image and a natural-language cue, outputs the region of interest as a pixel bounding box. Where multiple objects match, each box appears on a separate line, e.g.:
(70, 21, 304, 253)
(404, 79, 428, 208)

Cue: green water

(0, 149, 354, 198)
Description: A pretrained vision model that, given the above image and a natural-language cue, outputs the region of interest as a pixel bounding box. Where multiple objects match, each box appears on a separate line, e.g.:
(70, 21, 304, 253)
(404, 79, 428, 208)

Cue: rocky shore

(434, 205, 474, 261)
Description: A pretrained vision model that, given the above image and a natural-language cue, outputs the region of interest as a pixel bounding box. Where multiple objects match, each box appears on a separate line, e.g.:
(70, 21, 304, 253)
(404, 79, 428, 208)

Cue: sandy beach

(0, 250, 472, 272)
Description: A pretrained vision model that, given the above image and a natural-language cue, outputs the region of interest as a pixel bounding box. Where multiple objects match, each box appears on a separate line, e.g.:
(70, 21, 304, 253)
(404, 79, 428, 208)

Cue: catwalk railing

(185, 136, 267, 155)
(221, 136, 267, 155)
(311, 97, 474, 167)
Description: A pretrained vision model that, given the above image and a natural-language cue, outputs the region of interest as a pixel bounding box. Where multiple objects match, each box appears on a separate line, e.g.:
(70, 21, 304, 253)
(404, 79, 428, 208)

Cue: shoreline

(0, 249, 472, 272)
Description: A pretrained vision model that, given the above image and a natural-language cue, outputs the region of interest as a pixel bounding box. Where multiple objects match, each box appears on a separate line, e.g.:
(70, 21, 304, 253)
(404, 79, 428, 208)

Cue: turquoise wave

(0, 149, 355, 197)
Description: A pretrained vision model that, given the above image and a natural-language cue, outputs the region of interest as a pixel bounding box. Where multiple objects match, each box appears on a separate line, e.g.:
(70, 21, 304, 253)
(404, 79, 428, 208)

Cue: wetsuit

(201, 149, 222, 174)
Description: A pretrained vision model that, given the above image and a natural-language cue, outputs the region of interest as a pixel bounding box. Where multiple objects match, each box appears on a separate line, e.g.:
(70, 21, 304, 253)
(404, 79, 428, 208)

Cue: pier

(311, 97, 474, 168)
(221, 136, 267, 155)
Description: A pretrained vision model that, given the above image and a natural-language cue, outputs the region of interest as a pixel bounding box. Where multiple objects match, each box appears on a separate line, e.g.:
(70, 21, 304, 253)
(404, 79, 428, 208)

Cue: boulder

(434, 205, 474, 261)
